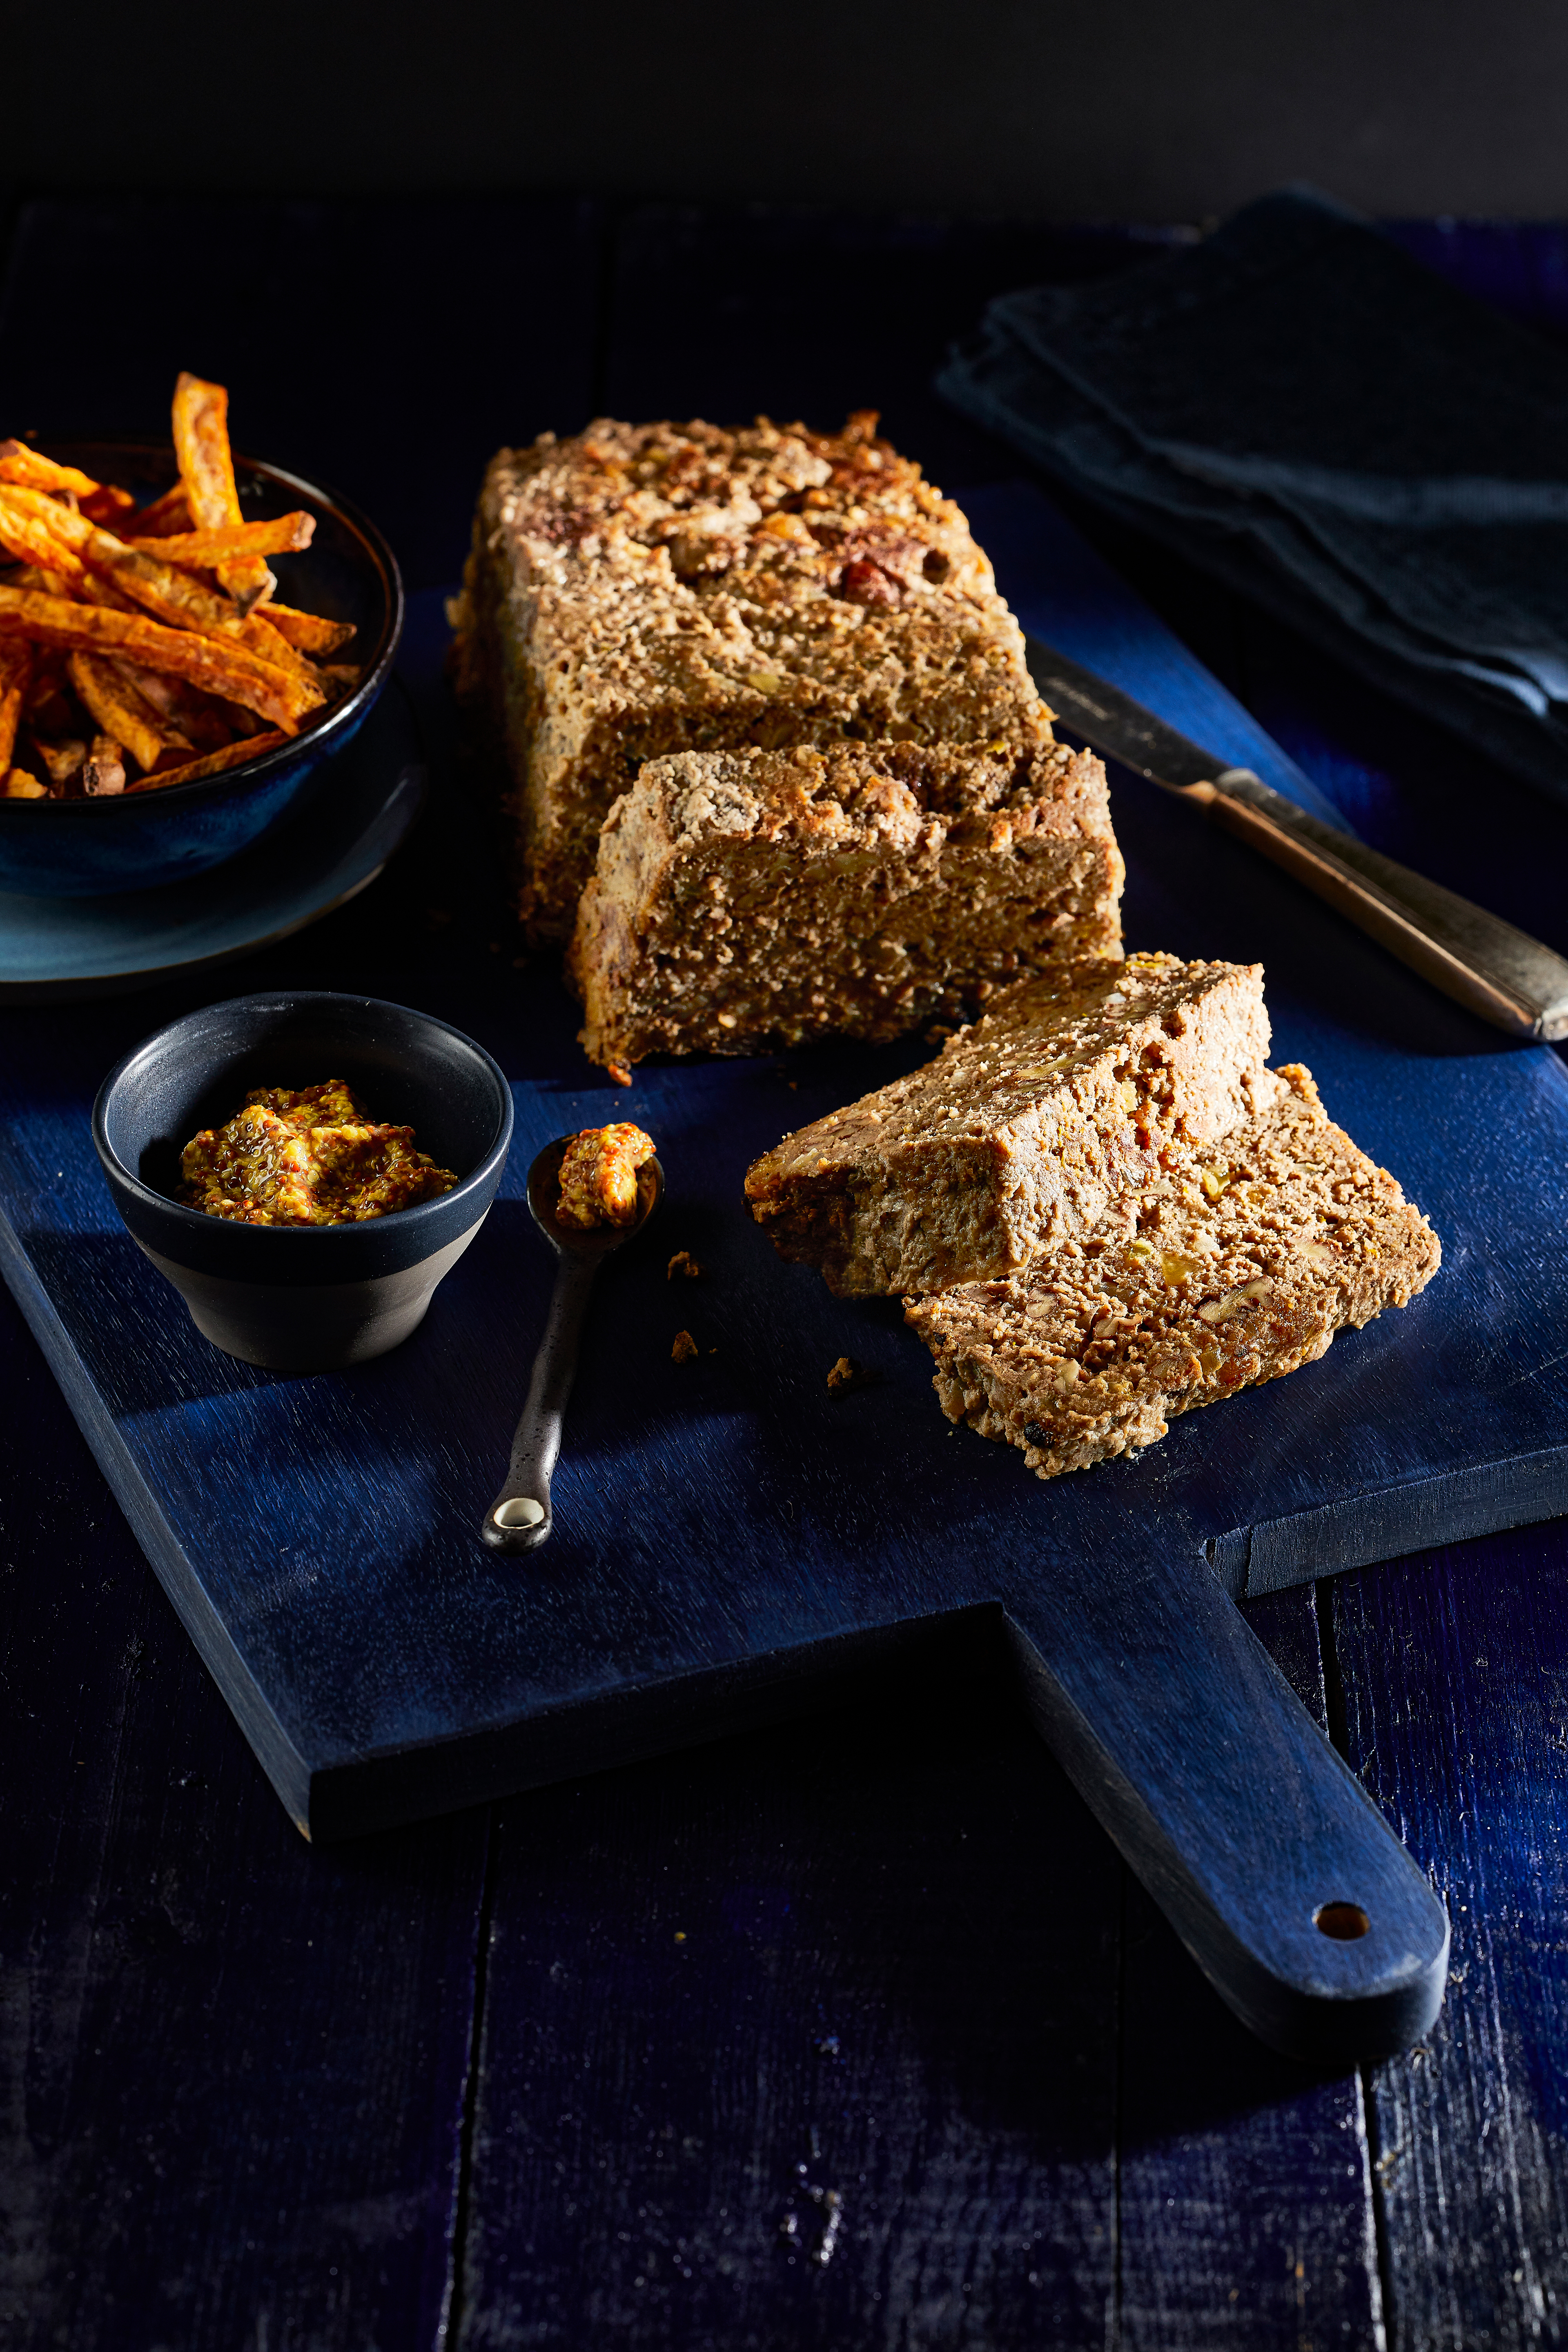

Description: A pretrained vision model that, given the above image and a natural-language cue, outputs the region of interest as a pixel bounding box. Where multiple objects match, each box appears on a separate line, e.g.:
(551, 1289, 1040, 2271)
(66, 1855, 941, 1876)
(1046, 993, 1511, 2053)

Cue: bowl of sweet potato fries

(0, 372, 402, 896)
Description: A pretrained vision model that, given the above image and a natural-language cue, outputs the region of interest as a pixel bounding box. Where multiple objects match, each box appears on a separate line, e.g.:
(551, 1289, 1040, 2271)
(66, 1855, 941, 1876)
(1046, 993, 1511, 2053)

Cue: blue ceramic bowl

(0, 441, 403, 897)
(93, 992, 513, 1369)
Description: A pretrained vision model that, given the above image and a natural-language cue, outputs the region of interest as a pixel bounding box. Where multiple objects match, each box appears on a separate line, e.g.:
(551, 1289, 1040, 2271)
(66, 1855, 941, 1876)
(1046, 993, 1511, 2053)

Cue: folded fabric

(938, 187, 1568, 810)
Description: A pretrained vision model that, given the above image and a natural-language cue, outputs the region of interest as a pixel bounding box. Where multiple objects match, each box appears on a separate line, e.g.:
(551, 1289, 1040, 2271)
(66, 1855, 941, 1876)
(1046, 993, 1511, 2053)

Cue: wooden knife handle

(1205, 768, 1568, 1042)
(1004, 1546, 1449, 2065)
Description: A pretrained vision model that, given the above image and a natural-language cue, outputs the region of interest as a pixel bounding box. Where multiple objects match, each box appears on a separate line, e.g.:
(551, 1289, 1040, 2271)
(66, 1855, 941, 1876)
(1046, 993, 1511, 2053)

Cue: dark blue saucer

(0, 682, 423, 1001)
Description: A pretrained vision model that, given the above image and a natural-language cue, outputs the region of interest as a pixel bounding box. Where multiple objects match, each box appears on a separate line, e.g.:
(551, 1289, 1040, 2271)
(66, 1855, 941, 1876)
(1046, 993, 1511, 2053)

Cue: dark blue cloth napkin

(938, 188, 1568, 809)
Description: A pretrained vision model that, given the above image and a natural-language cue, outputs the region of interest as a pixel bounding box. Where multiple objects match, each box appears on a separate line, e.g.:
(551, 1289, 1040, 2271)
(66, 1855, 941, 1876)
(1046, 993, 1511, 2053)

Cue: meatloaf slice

(568, 731, 1123, 1069)
(449, 410, 1044, 943)
(905, 1065, 1441, 1479)
(744, 951, 1270, 1295)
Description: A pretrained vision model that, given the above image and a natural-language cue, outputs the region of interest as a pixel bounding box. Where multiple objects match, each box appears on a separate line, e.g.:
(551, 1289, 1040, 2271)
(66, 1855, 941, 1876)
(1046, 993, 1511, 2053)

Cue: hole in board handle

(493, 1497, 545, 1529)
(1314, 1901, 1370, 1941)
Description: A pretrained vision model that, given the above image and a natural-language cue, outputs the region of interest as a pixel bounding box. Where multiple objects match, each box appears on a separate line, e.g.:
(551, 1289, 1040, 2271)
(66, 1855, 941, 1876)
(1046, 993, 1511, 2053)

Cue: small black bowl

(93, 992, 513, 1370)
(0, 439, 403, 898)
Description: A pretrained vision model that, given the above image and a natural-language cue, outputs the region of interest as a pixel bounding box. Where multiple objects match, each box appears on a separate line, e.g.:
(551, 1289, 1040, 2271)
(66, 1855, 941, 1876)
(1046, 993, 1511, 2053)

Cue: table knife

(1027, 639, 1568, 1043)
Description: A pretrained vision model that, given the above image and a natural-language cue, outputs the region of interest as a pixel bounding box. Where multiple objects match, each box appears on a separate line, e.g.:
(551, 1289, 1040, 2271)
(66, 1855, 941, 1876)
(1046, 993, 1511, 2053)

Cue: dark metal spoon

(481, 1135, 664, 1555)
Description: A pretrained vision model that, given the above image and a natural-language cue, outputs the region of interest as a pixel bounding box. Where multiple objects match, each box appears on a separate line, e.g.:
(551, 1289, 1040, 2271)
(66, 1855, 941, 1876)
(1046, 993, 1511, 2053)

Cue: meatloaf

(744, 952, 1271, 1294)
(905, 1064, 1441, 1479)
(449, 410, 1045, 942)
(568, 731, 1123, 1069)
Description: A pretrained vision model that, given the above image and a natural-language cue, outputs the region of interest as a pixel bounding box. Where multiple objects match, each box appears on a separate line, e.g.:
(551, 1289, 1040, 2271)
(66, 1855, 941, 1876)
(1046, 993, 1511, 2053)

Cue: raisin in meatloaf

(449, 410, 1047, 942)
(905, 1065, 1440, 1479)
(744, 953, 1271, 1294)
(568, 732, 1123, 1069)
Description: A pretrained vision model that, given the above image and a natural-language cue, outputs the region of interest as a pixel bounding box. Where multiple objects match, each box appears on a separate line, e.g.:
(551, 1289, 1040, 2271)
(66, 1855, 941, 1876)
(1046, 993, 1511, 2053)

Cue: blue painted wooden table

(4, 194, 1568, 2348)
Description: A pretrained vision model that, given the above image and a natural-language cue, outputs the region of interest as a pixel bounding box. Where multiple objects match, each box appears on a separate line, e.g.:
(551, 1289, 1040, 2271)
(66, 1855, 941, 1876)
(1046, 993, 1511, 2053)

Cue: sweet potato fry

(81, 526, 241, 633)
(131, 513, 314, 564)
(170, 374, 239, 523)
(68, 650, 186, 774)
(211, 698, 271, 738)
(171, 372, 274, 612)
(0, 440, 133, 522)
(0, 488, 91, 587)
(0, 637, 33, 769)
(236, 608, 322, 685)
(125, 483, 191, 538)
(115, 659, 233, 753)
(80, 485, 138, 527)
(2, 767, 46, 799)
(10, 489, 236, 633)
(0, 393, 348, 763)
(0, 586, 316, 731)
(126, 731, 288, 794)
(94, 527, 317, 687)
(0, 440, 96, 493)
(262, 602, 356, 655)
(82, 735, 126, 795)
(233, 564, 275, 613)
(5, 560, 130, 614)
(71, 568, 143, 617)
(0, 493, 323, 708)
(31, 737, 86, 788)
(13, 560, 143, 618)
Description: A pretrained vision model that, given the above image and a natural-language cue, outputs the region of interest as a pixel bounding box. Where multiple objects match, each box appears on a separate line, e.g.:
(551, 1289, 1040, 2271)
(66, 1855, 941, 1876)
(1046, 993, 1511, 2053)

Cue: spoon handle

(482, 1253, 601, 1553)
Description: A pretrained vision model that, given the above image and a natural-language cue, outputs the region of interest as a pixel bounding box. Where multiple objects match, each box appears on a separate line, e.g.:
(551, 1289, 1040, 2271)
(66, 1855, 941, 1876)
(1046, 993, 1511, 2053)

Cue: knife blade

(1027, 640, 1568, 1044)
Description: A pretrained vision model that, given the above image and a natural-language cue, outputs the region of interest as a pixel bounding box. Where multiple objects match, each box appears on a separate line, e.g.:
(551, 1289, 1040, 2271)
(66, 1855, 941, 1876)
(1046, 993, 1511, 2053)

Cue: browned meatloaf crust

(568, 732, 1124, 1069)
(905, 1065, 1441, 1479)
(744, 952, 1271, 1295)
(448, 410, 1045, 942)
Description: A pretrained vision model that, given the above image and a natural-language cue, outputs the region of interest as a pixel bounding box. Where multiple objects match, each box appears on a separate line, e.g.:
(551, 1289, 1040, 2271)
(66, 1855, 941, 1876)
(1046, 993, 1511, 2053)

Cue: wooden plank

(1330, 1528, 1568, 2349)
(0, 1274, 491, 2349)
(459, 1636, 1123, 2348)
(458, 1588, 1390, 2348)
(1117, 1588, 1385, 2348)
(0, 194, 607, 589)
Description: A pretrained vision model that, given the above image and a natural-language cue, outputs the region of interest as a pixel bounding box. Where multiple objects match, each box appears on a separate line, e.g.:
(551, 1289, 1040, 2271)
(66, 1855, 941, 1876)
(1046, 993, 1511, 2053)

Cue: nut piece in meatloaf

(448, 410, 1044, 942)
(744, 952, 1270, 1295)
(906, 1065, 1441, 1479)
(569, 732, 1123, 1068)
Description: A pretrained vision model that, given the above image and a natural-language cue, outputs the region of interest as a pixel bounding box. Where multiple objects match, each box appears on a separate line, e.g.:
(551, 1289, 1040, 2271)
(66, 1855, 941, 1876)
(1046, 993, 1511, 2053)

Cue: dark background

(9, 13, 1568, 2349)
(9, 0, 1568, 221)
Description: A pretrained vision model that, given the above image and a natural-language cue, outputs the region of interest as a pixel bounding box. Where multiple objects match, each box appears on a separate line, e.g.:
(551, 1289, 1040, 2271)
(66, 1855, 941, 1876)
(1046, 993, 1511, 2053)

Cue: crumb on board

(667, 1250, 702, 1281)
(607, 1061, 634, 1087)
(826, 1355, 879, 1396)
(672, 1330, 699, 1363)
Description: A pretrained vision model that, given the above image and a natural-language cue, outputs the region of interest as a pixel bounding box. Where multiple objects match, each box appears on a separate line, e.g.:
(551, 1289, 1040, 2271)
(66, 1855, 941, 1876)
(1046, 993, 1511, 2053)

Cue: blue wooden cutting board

(2, 488, 1566, 1847)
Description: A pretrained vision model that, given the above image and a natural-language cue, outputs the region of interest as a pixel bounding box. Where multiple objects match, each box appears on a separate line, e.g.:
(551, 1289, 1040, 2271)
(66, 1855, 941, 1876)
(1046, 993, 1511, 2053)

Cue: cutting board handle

(1004, 1552, 1448, 2065)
